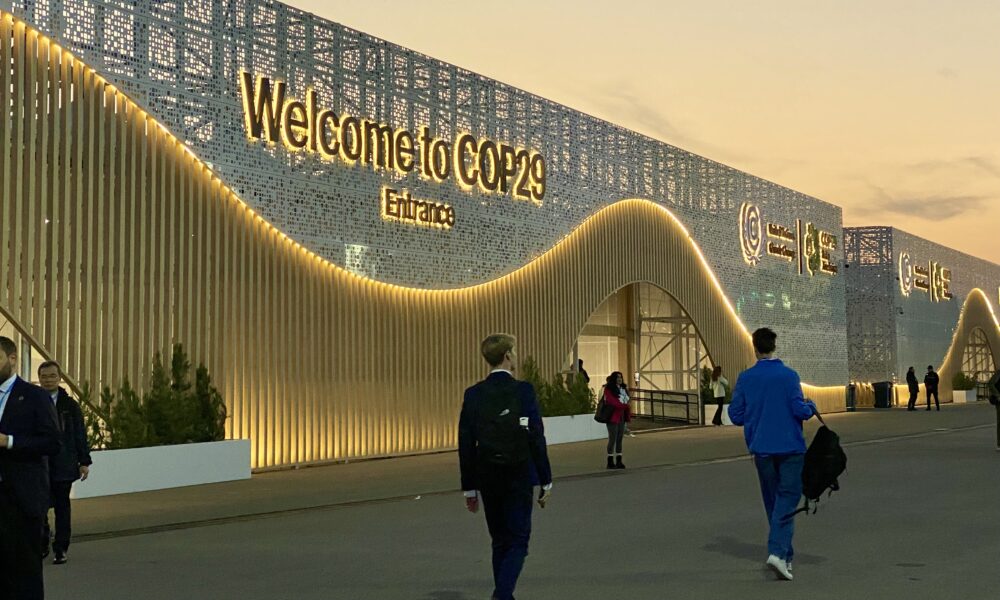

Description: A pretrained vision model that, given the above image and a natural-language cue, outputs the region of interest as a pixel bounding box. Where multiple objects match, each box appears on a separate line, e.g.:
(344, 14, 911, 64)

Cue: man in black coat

(0, 336, 61, 599)
(459, 334, 553, 600)
(37, 361, 92, 565)
(905, 367, 920, 411)
(924, 365, 940, 411)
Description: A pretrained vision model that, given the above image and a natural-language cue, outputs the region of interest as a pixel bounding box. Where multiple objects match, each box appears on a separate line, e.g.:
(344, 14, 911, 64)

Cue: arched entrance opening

(566, 282, 710, 427)
(961, 327, 997, 400)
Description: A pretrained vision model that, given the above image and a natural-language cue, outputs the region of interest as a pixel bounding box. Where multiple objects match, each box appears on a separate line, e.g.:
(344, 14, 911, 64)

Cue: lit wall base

(542, 414, 609, 445)
(70, 440, 251, 499)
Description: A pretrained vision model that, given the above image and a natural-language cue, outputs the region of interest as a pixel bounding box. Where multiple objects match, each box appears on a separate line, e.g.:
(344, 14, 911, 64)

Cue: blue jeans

(480, 471, 533, 600)
(753, 453, 804, 562)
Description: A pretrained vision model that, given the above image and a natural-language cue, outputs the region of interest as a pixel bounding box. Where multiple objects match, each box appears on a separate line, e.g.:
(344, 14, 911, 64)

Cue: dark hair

(38, 361, 61, 375)
(0, 336, 15, 357)
(712, 365, 722, 380)
(927, 365, 934, 370)
(605, 371, 624, 389)
(751, 328, 777, 355)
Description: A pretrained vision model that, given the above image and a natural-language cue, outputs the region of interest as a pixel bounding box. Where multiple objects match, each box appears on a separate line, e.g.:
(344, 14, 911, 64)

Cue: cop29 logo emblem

(739, 202, 763, 265)
(898, 252, 913, 296)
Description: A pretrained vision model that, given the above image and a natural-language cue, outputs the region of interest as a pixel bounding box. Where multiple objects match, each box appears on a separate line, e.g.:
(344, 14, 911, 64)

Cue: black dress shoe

(41, 546, 50, 560)
(53, 553, 67, 565)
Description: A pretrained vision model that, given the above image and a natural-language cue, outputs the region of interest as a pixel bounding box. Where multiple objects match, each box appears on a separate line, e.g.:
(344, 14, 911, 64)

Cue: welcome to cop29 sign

(239, 72, 547, 230)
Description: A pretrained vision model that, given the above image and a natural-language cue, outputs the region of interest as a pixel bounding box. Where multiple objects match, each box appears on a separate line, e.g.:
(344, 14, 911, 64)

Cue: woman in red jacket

(603, 371, 631, 469)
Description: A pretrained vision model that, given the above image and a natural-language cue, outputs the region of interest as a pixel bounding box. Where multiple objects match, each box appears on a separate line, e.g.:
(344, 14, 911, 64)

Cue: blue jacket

(728, 359, 816, 456)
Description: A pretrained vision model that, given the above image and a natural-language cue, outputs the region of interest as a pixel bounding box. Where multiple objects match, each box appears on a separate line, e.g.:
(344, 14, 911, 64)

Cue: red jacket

(603, 386, 631, 424)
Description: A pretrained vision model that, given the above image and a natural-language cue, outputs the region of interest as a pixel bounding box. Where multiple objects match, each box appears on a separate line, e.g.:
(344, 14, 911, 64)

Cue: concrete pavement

(46, 403, 1000, 599)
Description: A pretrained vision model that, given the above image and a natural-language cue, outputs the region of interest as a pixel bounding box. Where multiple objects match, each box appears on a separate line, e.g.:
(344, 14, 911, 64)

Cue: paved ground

(45, 404, 1000, 599)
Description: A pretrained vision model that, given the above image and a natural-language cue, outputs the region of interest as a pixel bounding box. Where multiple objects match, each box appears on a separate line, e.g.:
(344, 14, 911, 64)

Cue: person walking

(458, 333, 553, 600)
(0, 337, 61, 599)
(905, 367, 920, 411)
(37, 361, 92, 565)
(729, 328, 817, 581)
(710, 366, 730, 426)
(924, 365, 940, 411)
(602, 371, 630, 469)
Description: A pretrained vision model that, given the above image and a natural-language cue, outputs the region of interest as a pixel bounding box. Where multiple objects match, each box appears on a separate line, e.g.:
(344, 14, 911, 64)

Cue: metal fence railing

(628, 388, 701, 426)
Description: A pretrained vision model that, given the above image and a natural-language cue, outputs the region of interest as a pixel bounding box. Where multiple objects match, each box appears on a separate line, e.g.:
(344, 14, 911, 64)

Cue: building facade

(845, 226, 1000, 385)
(0, 2, 996, 469)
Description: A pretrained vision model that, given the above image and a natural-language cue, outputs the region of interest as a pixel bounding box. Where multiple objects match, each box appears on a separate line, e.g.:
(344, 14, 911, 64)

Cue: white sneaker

(766, 554, 793, 581)
(787, 561, 793, 572)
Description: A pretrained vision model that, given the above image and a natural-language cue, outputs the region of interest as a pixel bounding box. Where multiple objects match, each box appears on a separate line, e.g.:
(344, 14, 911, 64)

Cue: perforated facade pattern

(4, 0, 848, 385)
(845, 226, 1000, 383)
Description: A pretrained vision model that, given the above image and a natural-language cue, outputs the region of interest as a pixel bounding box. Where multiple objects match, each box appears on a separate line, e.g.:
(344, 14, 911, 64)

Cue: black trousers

(479, 469, 533, 600)
(907, 388, 919, 410)
(926, 388, 940, 410)
(43, 480, 74, 555)
(712, 397, 725, 425)
(0, 484, 45, 600)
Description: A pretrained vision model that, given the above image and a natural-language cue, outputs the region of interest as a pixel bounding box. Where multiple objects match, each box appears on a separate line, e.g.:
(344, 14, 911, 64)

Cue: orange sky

(292, 0, 1000, 264)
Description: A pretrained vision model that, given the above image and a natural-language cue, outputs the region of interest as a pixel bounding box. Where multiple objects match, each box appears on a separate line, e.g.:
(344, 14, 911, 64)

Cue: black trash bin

(873, 381, 893, 409)
(846, 383, 857, 412)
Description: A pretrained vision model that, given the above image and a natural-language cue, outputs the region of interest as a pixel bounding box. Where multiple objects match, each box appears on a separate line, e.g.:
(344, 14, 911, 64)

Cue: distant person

(924, 365, 940, 411)
(577, 359, 590, 384)
(602, 371, 631, 469)
(710, 366, 730, 426)
(458, 334, 553, 600)
(0, 336, 61, 599)
(729, 328, 817, 581)
(38, 361, 92, 565)
(905, 367, 919, 411)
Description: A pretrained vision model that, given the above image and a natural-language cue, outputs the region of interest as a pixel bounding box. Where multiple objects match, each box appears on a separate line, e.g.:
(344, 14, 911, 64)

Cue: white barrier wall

(71, 440, 251, 499)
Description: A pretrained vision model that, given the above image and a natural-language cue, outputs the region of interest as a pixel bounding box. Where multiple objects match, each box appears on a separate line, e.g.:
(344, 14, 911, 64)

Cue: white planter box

(952, 389, 976, 403)
(703, 403, 733, 426)
(70, 439, 251, 499)
(542, 414, 608, 445)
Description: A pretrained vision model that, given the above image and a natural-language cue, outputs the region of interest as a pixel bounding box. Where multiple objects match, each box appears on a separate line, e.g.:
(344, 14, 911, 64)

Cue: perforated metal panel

(845, 226, 1000, 383)
(5, 0, 848, 385)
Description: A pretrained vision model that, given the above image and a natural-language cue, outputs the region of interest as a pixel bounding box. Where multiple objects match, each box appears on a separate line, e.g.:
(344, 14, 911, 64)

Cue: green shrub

(951, 371, 977, 391)
(522, 356, 595, 417)
(77, 344, 227, 450)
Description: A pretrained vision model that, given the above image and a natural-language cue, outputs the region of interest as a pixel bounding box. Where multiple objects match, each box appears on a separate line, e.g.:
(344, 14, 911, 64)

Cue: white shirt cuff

(5, 435, 11, 449)
(463, 490, 477, 498)
(542, 483, 552, 491)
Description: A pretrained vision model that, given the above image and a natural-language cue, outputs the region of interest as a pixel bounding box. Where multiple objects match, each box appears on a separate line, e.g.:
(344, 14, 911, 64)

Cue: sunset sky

(292, 0, 1000, 264)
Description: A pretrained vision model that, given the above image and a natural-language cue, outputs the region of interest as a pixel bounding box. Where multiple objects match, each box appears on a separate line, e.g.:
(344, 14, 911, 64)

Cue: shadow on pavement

(703, 535, 827, 565)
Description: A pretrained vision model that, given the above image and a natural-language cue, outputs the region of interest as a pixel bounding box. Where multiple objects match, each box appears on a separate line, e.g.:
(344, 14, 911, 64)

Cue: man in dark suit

(459, 334, 553, 600)
(905, 367, 920, 411)
(37, 361, 92, 565)
(924, 365, 940, 411)
(0, 336, 61, 599)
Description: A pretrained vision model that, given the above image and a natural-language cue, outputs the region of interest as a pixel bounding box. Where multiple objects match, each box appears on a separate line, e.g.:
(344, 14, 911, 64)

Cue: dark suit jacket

(458, 371, 552, 492)
(50, 387, 93, 482)
(0, 377, 61, 516)
(924, 372, 940, 390)
(906, 371, 919, 391)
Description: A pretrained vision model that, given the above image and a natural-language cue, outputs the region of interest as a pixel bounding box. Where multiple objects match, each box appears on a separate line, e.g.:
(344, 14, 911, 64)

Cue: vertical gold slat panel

(0, 14, 12, 312)
(9, 21, 27, 339)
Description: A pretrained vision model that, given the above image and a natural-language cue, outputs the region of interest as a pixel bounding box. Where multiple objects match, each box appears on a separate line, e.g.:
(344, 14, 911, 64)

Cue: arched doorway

(568, 282, 709, 427)
(961, 328, 997, 400)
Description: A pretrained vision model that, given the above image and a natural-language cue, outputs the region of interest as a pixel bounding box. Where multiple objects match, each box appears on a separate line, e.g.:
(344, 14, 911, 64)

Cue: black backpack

(476, 379, 531, 467)
(790, 415, 847, 518)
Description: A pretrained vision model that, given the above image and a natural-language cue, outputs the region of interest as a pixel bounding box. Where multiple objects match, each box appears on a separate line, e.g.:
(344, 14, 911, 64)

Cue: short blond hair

(480, 333, 516, 367)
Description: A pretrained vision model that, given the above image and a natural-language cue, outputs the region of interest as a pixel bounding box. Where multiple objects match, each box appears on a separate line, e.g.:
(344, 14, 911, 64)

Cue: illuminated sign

(739, 203, 837, 276)
(898, 251, 952, 301)
(239, 72, 546, 206)
(380, 187, 455, 230)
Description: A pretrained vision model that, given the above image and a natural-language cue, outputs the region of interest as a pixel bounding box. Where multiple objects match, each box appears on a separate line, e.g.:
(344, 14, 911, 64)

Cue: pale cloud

(857, 185, 989, 221)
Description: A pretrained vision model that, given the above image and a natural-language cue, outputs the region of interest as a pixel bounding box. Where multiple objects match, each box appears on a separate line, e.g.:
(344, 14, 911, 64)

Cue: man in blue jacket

(729, 328, 817, 581)
(459, 333, 553, 600)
